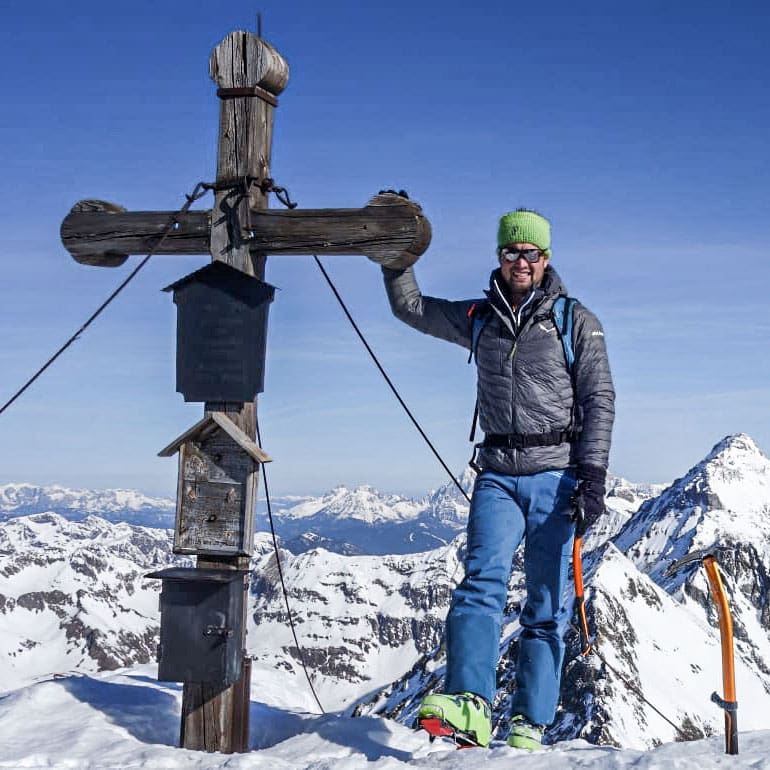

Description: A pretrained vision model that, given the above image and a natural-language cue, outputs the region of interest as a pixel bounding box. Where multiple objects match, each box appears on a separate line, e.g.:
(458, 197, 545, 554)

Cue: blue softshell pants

(444, 468, 577, 726)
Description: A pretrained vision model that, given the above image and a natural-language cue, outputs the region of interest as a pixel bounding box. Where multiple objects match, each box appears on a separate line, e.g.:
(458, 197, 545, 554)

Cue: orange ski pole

(571, 495, 592, 657)
(666, 548, 738, 755)
(703, 555, 738, 755)
(572, 535, 592, 656)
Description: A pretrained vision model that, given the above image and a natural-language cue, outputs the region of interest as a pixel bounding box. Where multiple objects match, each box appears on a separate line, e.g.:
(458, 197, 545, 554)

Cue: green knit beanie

(497, 210, 552, 257)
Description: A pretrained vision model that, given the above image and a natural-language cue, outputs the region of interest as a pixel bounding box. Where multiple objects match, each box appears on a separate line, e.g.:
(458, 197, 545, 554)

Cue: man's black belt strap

(482, 430, 575, 449)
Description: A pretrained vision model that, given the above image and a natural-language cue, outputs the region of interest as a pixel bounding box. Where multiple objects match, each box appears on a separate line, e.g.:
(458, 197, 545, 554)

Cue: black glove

(571, 464, 606, 537)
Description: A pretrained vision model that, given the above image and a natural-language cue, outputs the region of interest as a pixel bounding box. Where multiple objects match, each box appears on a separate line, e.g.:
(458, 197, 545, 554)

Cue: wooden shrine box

(163, 261, 276, 403)
(159, 412, 271, 556)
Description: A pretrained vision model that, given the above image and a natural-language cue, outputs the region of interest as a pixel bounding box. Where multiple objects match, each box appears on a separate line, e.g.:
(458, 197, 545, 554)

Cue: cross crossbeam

(60, 192, 430, 269)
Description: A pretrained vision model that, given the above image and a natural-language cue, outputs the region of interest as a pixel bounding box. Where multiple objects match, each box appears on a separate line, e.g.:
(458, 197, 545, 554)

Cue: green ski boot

(506, 714, 544, 751)
(416, 692, 492, 748)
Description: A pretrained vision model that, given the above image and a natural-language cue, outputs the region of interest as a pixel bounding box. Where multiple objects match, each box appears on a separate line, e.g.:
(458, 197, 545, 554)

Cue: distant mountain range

(2, 435, 768, 749)
(0, 465, 658, 556)
(0, 483, 175, 528)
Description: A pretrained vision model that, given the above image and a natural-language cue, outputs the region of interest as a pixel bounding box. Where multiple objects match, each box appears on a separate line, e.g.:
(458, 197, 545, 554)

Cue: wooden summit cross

(59, 29, 431, 755)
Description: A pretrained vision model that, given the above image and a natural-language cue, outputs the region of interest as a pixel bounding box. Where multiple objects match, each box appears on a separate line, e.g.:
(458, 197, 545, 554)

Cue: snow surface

(1, 662, 768, 770)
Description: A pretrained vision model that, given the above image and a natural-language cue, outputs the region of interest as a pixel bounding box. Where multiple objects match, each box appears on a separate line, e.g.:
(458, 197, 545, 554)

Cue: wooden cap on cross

(59, 34, 431, 275)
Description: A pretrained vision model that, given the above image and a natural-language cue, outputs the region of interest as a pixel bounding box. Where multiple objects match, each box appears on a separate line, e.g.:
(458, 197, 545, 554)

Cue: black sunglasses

(499, 247, 544, 263)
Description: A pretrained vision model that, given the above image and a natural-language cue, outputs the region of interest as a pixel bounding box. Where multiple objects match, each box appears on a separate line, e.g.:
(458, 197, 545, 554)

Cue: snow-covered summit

(605, 474, 666, 513)
(256, 476, 472, 554)
(278, 484, 422, 523)
(697, 433, 770, 512)
(420, 467, 474, 526)
(614, 433, 770, 582)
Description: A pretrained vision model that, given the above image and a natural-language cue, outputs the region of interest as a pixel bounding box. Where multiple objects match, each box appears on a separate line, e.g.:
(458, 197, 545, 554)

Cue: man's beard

(505, 271, 535, 297)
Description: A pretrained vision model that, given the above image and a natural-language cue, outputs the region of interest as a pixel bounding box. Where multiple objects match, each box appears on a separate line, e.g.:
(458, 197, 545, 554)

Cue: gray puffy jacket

(382, 264, 615, 476)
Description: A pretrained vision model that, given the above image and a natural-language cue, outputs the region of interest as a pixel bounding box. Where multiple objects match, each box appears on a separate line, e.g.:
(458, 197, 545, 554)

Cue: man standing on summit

(378, 209, 614, 749)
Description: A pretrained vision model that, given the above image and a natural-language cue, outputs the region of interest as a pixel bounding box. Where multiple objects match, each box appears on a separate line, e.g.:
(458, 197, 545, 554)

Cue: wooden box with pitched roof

(159, 412, 271, 556)
(163, 261, 276, 404)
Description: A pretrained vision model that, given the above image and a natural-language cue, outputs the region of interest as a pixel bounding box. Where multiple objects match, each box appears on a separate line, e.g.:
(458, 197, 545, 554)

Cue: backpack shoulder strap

(551, 296, 576, 372)
(466, 301, 490, 445)
(467, 301, 492, 365)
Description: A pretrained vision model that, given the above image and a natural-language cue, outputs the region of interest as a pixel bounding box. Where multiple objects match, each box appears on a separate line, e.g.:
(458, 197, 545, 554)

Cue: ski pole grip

(571, 489, 586, 538)
(574, 506, 586, 538)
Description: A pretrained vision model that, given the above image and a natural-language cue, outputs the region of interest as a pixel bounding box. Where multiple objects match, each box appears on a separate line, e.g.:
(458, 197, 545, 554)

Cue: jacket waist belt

(482, 430, 576, 449)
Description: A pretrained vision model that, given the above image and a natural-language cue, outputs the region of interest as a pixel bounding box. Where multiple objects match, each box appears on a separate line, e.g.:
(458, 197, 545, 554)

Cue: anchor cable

(567, 620, 689, 740)
(267, 183, 471, 505)
(311, 256, 471, 506)
(256, 416, 326, 714)
(251, 183, 471, 715)
(0, 182, 211, 418)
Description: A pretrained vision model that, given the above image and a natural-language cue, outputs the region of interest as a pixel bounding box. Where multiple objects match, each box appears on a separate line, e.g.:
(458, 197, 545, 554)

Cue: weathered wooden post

(173, 31, 288, 753)
(59, 23, 430, 756)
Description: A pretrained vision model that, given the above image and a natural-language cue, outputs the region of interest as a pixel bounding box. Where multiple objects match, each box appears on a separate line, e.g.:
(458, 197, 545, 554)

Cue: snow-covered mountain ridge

(0, 515, 462, 706)
(615, 433, 770, 576)
(0, 482, 175, 527)
(0, 513, 186, 692)
(2, 434, 769, 751)
(0, 464, 658, 555)
(255, 470, 476, 554)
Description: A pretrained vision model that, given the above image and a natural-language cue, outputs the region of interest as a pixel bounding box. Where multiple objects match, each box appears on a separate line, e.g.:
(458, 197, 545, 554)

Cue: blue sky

(1, 0, 769, 497)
